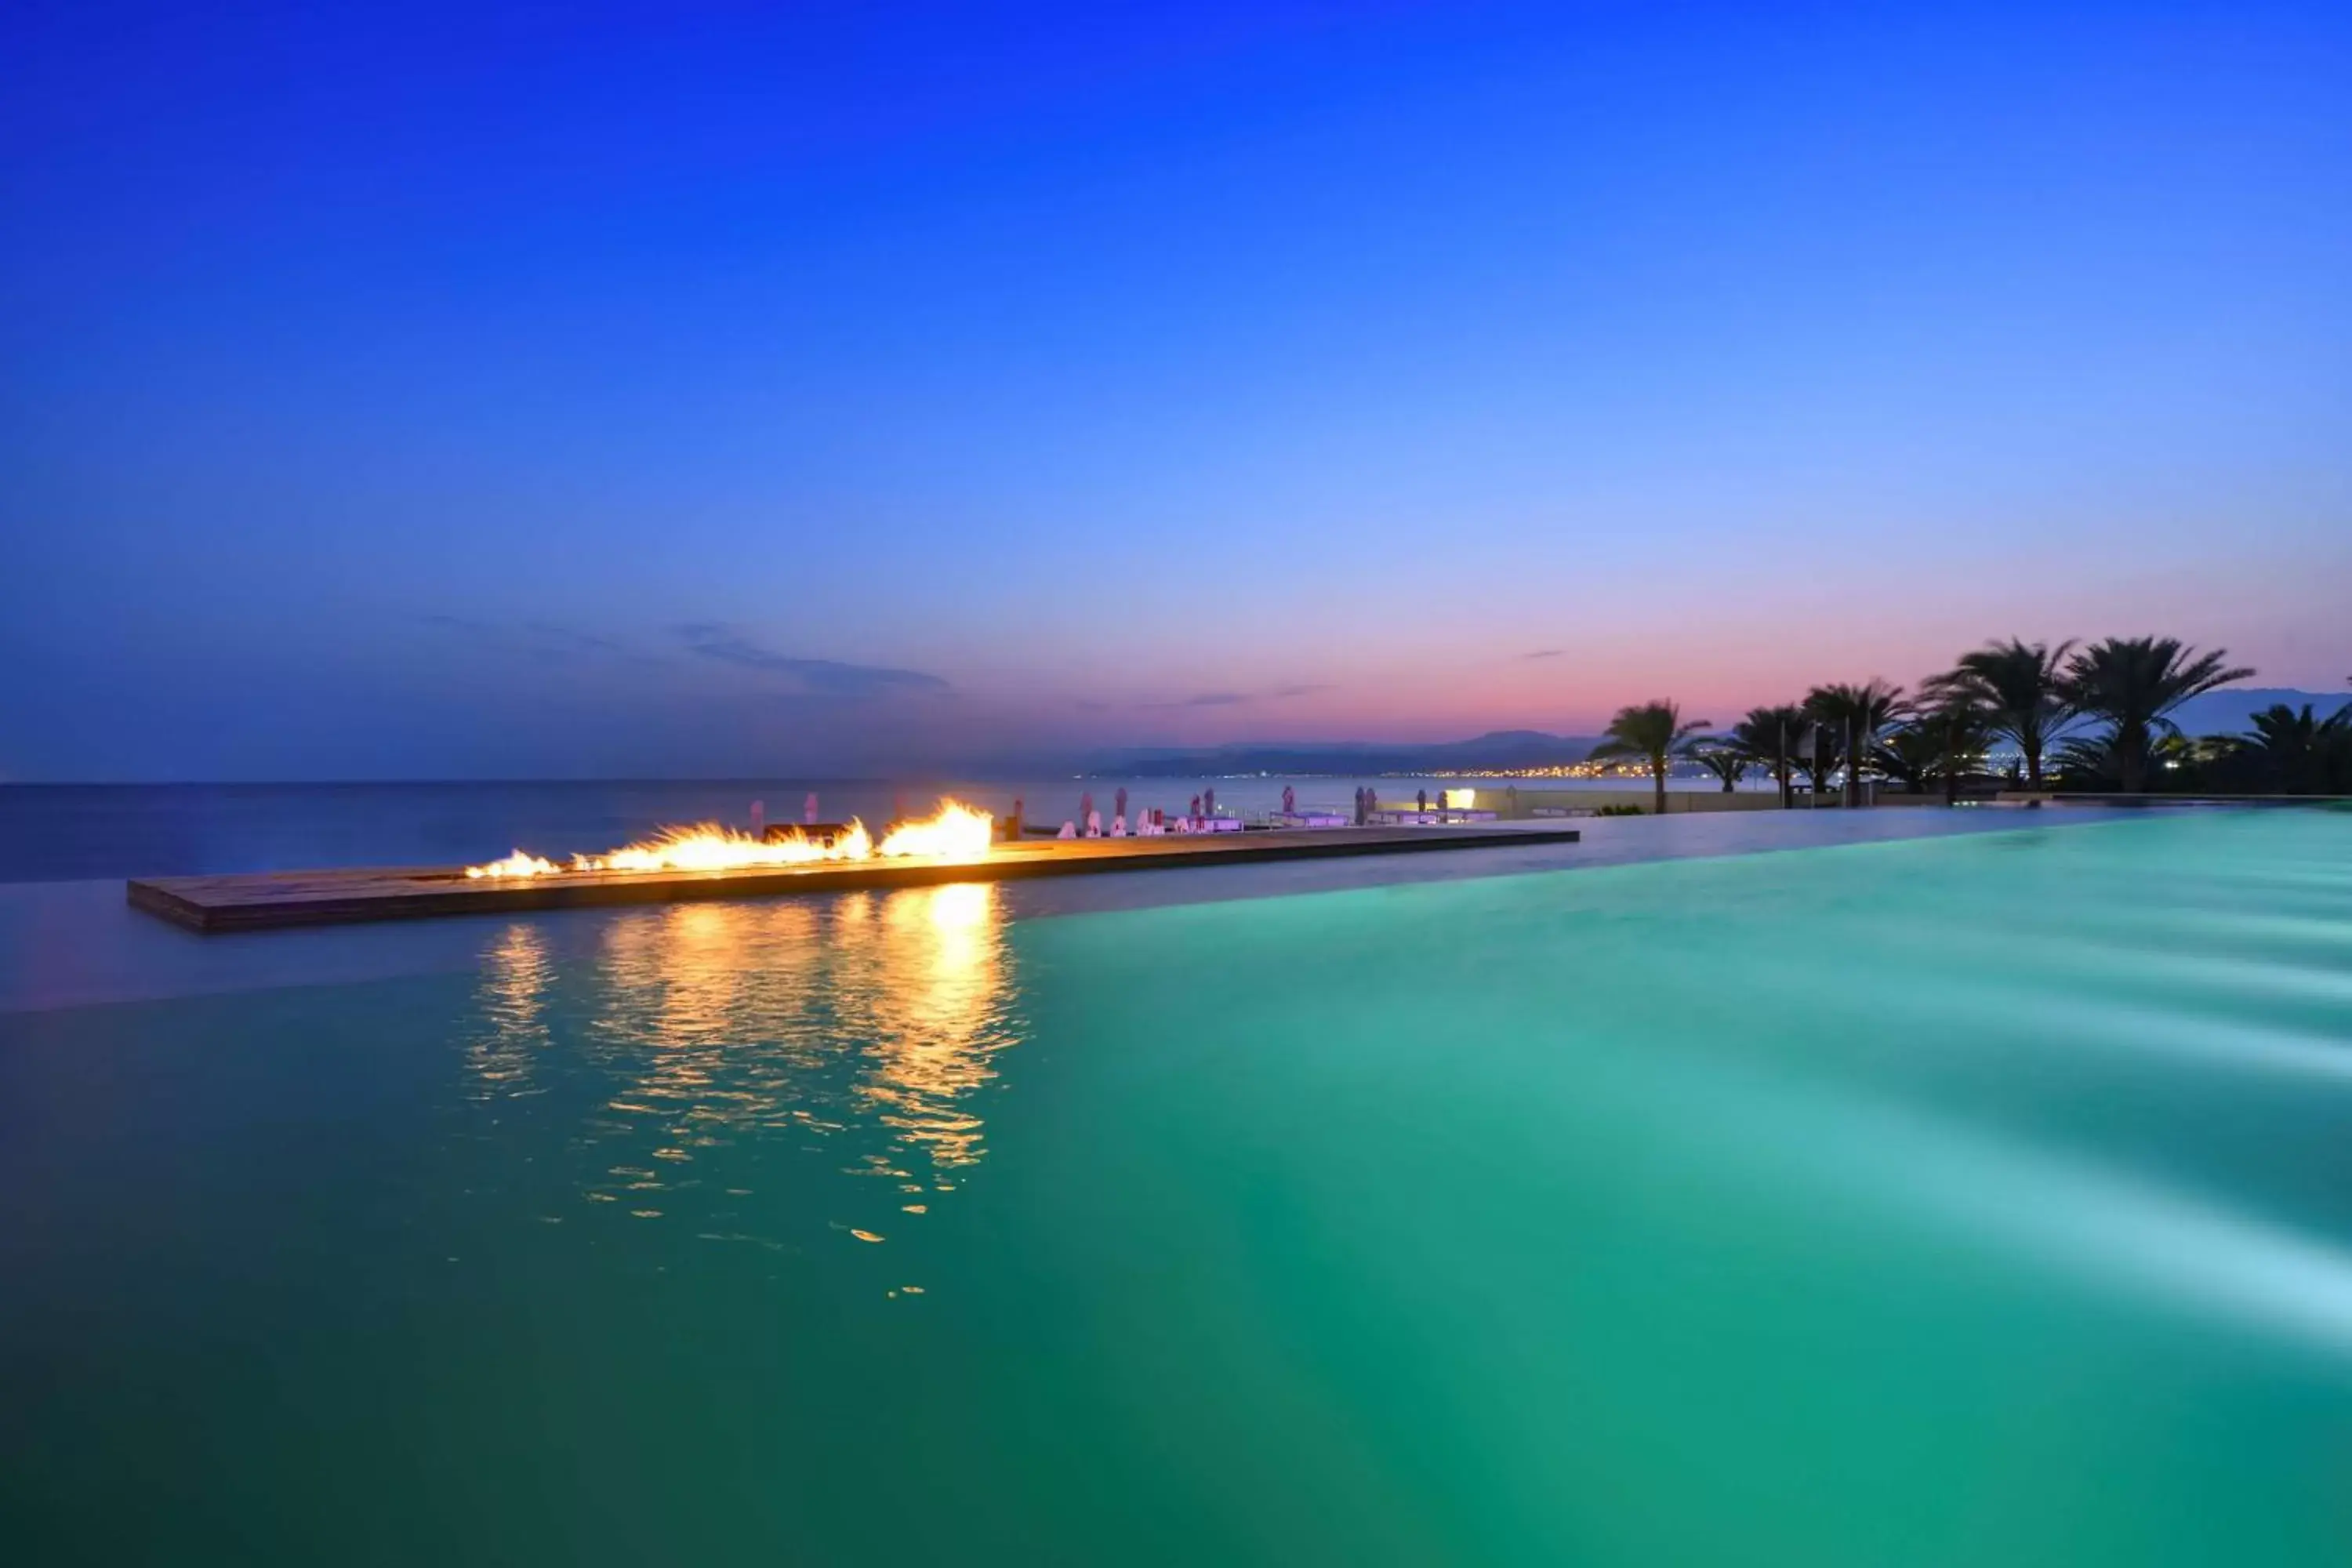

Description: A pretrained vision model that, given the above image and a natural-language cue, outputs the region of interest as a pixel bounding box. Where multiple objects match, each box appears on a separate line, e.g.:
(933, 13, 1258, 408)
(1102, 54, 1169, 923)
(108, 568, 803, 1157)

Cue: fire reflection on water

(468, 923, 553, 1100)
(465, 883, 1022, 1239)
(857, 882, 1003, 1171)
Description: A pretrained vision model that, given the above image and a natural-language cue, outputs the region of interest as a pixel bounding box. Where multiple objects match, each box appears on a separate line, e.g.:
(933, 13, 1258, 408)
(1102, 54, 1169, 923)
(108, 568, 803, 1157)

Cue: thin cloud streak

(1139, 684, 1334, 710)
(673, 622, 950, 698)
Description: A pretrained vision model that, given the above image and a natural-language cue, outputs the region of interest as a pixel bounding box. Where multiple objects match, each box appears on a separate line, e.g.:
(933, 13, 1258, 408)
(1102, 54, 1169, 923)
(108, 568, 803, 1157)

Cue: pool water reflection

(5, 810, 2351, 1566)
(460, 884, 1021, 1250)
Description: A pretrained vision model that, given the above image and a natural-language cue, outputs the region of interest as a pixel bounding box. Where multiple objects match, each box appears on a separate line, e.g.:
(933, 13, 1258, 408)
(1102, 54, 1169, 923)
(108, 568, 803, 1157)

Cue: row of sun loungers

(1047, 812, 1247, 838)
(1037, 803, 1493, 837)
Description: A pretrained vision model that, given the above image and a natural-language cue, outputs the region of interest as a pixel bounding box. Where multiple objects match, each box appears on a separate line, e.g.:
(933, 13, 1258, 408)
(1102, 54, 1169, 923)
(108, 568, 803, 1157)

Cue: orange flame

(876, 800, 994, 861)
(463, 799, 993, 880)
(466, 849, 564, 880)
(589, 821, 873, 874)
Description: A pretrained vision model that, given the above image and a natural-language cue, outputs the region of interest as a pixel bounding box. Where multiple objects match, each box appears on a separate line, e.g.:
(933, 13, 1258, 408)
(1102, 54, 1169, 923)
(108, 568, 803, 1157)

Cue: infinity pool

(4, 810, 2350, 1563)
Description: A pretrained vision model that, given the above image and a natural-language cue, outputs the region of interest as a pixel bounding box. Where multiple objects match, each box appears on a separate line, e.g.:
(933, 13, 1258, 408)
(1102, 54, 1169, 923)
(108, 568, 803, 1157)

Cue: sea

(0, 776, 1746, 884)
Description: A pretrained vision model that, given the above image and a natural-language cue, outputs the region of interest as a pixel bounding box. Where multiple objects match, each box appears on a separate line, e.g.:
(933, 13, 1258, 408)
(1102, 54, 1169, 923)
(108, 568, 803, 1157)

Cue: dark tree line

(1592, 637, 2349, 807)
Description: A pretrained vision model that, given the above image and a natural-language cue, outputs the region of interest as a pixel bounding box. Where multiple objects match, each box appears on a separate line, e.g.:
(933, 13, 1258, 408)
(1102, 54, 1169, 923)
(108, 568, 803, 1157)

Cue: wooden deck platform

(127, 825, 1582, 933)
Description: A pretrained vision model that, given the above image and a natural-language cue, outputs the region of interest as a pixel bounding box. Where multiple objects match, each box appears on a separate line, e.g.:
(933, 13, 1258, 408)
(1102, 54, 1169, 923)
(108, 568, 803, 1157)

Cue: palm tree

(2050, 731, 2118, 786)
(1871, 724, 1940, 796)
(1692, 744, 1751, 792)
(1795, 720, 1840, 804)
(2335, 679, 2352, 793)
(1871, 702, 1992, 803)
(1925, 638, 2074, 789)
(2062, 637, 2252, 793)
(1805, 680, 1907, 808)
(1588, 700, 1713, 815)
(1729, 704, 1807, 807)
(2238, 703, 2352, 794)
(1923, 698, 1997, 805)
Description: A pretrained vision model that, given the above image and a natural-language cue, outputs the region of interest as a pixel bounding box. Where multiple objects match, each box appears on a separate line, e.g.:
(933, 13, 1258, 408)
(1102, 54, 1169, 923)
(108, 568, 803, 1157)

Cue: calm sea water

(4, 809, 2350, 1563)
(0, 776, 1745, 884)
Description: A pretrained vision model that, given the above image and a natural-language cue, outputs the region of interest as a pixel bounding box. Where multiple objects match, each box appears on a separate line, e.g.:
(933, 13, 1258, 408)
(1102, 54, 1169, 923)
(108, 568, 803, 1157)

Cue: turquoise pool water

(4, 810, 2350, 1563)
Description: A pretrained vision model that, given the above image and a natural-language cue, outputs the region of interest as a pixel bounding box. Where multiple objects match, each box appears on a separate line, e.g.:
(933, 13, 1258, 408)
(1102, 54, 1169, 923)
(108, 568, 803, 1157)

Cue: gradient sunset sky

(5, 1, 2347, 779)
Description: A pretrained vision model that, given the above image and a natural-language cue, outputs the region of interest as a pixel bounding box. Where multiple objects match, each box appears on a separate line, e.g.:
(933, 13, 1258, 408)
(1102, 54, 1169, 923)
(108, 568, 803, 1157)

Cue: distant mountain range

(1083, 730, 1602, 778)
(1073, 689, 2350, 779)
(2169, 687, 2350, 736)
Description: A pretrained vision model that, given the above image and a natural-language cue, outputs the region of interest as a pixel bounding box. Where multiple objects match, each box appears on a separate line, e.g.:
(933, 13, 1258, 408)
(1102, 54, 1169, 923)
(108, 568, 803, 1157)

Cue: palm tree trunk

(1652, 756, 1667, 815)
(2024, 735, 2042, 791)
(1843, 720, 1859, 808)
(2120, 728, 2146, 793)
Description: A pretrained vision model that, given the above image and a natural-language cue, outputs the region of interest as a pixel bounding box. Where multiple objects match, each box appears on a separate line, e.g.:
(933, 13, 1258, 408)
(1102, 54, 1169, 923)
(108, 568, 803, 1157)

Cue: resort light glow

(463, 799, 992, 880)
(1443, 788, 1476, 809)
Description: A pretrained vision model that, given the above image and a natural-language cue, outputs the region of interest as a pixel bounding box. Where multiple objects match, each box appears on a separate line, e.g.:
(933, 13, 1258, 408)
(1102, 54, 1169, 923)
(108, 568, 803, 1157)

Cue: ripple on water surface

(456, 883, 1022, 1263)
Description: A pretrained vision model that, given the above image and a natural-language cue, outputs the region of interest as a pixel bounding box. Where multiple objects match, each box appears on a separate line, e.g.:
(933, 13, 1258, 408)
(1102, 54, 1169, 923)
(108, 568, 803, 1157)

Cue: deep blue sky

(5, 0, 2347, 779)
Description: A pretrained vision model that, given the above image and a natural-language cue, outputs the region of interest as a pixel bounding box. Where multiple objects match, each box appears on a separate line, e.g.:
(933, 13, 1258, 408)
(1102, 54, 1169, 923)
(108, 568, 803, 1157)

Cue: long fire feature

(463, 800, 996, 880)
